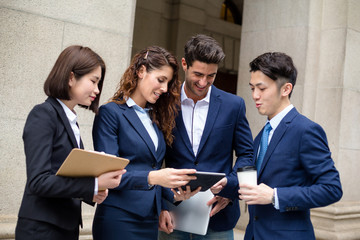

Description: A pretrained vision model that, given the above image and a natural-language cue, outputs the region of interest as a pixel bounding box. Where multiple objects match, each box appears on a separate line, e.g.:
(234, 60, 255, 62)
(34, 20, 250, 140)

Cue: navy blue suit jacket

(92, 102, 173, 218)
(17, 97, 95, 231)
(165, 86, 254, 231)
(244, 108, 342, 240)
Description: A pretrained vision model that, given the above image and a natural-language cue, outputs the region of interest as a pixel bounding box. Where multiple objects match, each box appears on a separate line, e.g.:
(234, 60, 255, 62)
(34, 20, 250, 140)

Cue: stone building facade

(0, 1, 136, 239)
(0, 0, 359, 239)
(237, 1, 360, 239)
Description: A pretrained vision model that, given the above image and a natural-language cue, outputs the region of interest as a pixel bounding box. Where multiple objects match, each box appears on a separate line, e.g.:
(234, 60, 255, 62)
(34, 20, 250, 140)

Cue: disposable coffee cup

(237, 166, 257, 188)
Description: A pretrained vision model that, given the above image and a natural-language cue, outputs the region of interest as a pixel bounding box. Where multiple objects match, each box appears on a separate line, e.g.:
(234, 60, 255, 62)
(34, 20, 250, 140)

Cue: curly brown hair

(111, 46, 181, 145)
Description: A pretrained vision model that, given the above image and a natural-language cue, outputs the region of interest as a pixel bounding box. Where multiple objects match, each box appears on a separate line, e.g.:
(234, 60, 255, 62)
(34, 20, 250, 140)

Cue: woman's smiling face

(131, 65, 173, 108)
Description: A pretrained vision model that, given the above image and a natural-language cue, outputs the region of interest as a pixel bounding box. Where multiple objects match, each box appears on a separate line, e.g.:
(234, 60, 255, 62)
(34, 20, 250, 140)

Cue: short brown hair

(44, 45, 106, 113)
(184, 34, 225, 67)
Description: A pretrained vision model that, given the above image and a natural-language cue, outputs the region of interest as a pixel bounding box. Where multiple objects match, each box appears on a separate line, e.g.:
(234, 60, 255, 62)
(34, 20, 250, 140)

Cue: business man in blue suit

(239, 52, 343, 240)
(158, 34, 254, 239)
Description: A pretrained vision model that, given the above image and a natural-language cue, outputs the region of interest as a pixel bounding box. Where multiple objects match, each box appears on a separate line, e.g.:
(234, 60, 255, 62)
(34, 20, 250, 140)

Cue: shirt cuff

(94, 177, 98, 195)
(147, 172, 155, 189)
(274, 187, 279, 210)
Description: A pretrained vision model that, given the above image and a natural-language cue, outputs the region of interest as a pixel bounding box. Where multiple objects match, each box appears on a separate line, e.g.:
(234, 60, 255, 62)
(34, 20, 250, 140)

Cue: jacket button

(194, 161, 199, 165)
(254, 216, 258, 221)
(152, 163, 156, 169)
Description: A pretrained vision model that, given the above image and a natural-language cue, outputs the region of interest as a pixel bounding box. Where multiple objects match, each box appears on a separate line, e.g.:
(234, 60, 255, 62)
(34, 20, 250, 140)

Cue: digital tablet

(181, 171, 226, 192)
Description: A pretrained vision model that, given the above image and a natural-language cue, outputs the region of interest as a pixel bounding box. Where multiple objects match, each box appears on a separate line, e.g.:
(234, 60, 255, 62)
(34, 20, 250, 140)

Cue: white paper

(168, 189, 214, 235)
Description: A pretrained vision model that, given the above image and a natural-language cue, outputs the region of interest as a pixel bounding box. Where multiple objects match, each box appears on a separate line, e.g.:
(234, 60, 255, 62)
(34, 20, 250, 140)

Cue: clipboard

(181, 171, 226, 192)
(56, 148, 129, 177)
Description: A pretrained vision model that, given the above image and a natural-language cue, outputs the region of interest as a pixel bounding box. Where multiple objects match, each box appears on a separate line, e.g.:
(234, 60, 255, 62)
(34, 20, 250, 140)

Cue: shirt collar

(56, 98, 77, 123)
(181, 83, 212, 104)
(126, 97, 150, 113)
(268, 104, 294, 130)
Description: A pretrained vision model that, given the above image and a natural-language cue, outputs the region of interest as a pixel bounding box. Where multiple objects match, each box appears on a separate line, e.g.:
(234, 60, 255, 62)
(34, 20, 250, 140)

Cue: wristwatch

(271, 192, 275, 206)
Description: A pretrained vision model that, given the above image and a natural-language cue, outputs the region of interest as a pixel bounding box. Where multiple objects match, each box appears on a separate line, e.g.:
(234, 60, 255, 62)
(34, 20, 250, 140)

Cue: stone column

(0, 1, 136, 239)
(237, 0, 360, 239)
(308, 1, 360, 239)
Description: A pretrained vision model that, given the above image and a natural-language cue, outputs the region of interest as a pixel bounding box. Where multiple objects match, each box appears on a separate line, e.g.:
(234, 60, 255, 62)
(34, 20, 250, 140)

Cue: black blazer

(17, 97, 95, 230)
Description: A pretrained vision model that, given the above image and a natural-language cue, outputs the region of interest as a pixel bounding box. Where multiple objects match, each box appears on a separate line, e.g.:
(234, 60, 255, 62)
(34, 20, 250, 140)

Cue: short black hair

(250, 52, 297, 98)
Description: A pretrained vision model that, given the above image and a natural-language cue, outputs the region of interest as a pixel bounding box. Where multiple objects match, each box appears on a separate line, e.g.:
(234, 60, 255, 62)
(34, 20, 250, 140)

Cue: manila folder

(56, 148, 129, 177)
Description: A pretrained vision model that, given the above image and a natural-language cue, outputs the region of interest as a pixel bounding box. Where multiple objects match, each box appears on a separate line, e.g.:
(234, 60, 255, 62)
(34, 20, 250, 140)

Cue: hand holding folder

(56, 148, 129, 177)
(56, 149, 129, 191)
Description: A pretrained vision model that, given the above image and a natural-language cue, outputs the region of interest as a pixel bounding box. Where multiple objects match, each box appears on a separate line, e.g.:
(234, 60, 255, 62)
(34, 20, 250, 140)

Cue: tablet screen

(181, 171, 226, 192)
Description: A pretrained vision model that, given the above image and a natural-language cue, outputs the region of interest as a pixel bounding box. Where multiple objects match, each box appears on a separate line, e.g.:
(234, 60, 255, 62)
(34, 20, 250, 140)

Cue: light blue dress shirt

(126, 98, 159, 151)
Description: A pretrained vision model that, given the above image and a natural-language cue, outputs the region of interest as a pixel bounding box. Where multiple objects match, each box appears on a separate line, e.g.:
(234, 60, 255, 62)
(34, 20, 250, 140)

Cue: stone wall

(0, 1, 136, 239)
(237, 0, 360, 239)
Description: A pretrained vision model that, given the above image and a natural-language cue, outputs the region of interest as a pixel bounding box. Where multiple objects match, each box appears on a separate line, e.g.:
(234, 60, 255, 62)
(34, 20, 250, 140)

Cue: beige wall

(238, 0, 360, 239)
(0, 1, 136, 239)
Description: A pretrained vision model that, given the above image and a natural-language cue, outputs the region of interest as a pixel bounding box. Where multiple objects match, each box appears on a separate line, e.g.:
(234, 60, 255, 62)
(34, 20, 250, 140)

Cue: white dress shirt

(56, 99, 98, 195)
(57, 99, 80, 148)
(181, 84, 211, 156)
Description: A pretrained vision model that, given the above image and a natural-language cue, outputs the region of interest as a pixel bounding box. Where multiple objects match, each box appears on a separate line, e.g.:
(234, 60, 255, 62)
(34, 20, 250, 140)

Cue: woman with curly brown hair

(92, 46, 197, 240)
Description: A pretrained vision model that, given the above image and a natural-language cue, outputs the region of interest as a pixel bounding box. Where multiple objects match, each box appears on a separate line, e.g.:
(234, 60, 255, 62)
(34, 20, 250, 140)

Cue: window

(220, 0, 242, 25)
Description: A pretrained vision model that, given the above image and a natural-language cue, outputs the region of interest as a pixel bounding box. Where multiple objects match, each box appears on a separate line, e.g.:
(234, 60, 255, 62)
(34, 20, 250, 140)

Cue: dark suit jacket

(165, 86, 254, 231)
(92, 102, 173, 219)
(17, 97, 95, 231)
(244, 108, 342, 240)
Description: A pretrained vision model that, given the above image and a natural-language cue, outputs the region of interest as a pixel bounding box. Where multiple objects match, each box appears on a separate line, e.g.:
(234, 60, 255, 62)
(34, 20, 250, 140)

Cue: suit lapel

(197, 87, 221, 155)
(175, 111, 195, 156)
(79, 138, 84, 149)
(258, 108, 299, 176)
(77, 122, 84, 149)
(153, 121, 165, 162)
(46, 97, 79, 149)
(253, 133, 261, 162)
(122, 106, 158, 161)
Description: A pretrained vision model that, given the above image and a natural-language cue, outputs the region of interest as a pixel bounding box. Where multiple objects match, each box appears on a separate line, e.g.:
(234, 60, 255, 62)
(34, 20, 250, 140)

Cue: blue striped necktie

(256, 122, 272, 172)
